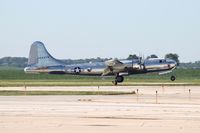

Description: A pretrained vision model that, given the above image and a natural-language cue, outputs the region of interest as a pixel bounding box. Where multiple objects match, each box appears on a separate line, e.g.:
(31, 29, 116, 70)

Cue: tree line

(0, 53, 199, 69)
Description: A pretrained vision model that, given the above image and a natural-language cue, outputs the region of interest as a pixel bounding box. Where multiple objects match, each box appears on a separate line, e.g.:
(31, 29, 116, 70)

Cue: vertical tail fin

(28, 41, 64, 67)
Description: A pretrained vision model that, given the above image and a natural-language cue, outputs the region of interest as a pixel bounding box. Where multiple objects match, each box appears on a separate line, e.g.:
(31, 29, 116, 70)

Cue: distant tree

(127, 54, 139, 60)
(165, 53, 180, 64)
(0, 57, 28, 67)
(150, 54, 158, 58)
(147, 54, 158, 59)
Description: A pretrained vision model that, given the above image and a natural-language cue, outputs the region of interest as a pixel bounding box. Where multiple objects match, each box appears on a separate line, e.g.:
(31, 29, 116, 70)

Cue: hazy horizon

(0, 0, 200, 62)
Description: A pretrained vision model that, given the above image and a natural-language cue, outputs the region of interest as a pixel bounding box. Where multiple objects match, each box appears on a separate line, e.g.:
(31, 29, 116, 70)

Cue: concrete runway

(0, 86, 200, 133)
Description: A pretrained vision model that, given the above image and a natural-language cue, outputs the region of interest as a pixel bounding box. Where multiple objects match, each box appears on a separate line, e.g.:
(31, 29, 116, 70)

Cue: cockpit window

(159, 59, 166, 63)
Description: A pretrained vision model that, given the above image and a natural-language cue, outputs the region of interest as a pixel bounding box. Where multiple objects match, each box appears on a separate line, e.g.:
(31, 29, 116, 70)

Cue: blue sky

(0, 0, 200, 62)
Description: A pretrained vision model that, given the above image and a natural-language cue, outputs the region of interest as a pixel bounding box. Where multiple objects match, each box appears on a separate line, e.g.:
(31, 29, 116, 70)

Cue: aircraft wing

(102, 59, 128, 76)
(105, 58, 123, 66)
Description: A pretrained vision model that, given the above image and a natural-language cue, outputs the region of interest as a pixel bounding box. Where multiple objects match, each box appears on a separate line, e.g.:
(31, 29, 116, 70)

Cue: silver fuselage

(24, 58, 177, 76)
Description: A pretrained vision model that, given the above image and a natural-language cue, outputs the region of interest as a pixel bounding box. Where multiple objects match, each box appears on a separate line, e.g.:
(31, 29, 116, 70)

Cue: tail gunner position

(24, 41, 177, 85)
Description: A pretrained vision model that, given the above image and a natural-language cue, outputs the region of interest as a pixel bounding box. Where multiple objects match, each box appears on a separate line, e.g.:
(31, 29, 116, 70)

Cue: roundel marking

(74, 67, 81, 74)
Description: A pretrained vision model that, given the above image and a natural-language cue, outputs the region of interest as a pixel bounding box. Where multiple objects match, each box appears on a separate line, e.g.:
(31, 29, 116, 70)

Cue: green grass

(0, 67, 200, 86)
(0, 90, 135, 96)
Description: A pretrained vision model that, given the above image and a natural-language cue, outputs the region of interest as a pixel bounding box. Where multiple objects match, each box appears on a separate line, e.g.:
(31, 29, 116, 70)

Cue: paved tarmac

(0, 86, 200, 133)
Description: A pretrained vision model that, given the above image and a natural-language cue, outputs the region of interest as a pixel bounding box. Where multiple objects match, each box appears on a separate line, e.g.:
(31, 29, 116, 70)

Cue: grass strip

(0, 90, 135, 96)
(1, 81, 200, 87)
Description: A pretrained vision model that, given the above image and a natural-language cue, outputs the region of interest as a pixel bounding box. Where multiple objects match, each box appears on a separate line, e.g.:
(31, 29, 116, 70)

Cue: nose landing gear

(170, 75, 176, 81)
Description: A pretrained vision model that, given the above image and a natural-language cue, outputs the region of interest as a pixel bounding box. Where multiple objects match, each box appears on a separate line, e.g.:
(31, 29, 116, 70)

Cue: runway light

(136, 89, 139, 103)
(189, 89, 191, 100)
(156, 90, 158, 104)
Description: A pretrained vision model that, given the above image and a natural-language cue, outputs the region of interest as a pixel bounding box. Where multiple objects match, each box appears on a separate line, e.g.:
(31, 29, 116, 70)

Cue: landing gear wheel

(112, 75, 124, 85)
(116, 76, 124, 83)
(170, 75, 176, 81)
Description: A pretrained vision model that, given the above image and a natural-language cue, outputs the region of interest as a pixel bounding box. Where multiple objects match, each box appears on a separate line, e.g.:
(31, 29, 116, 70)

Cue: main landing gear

(112, 74, 124, 85)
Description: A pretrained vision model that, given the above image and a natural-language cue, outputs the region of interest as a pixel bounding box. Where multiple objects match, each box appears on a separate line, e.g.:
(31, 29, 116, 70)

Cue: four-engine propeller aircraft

(24, 41, 177, 85)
